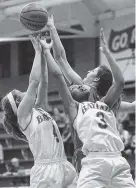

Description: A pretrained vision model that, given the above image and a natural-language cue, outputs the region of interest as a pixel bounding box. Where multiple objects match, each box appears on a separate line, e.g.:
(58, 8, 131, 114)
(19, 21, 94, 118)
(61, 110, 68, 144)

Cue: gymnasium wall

(0, 37, 98, 96)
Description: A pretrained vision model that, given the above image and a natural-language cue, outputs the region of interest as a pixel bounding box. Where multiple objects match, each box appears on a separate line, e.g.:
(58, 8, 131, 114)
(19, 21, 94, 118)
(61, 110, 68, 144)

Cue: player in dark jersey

(40, 32, 135, 188)
(46, 15, 135, 173)
(46, 15, 135, 112)
(41, 30, 135, 188)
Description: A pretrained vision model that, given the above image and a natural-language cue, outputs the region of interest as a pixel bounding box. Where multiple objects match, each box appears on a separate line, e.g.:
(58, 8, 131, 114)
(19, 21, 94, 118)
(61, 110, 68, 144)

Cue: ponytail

(2, 92, 27, 142)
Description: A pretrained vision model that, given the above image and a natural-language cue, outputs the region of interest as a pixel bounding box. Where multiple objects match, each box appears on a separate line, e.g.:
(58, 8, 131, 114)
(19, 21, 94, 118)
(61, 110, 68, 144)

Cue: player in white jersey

(73, 101, 135, 188)
(40, 29, 135, 188)
(1, 34, 77, 188)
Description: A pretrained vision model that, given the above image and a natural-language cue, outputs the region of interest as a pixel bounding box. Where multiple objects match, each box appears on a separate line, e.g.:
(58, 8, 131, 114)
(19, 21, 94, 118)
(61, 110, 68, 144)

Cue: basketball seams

(22, 10, 48, 14)
(20, 4, 48, 31)
(20, 15, 47, 24)
(20, 17, 42, 31)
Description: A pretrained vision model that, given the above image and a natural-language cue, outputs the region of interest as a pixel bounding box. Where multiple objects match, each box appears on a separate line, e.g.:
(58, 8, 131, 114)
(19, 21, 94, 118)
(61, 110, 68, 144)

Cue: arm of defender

(17, 35, 41, 130)
(100, 29, 124, 108)
(41, 43, 78, 123)
(119, 101, 135, 113)
(35, 47, 49, 111)
(47, 15, 82, 85)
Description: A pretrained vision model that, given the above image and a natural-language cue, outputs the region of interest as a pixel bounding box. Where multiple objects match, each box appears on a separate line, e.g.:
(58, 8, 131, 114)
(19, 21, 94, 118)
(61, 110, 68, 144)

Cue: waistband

(35, 158, 67, 165)
(87, 151, 121, 158)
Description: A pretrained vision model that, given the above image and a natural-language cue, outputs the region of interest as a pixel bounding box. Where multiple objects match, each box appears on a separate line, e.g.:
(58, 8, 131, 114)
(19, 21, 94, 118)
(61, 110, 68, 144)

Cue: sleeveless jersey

(71, 86, 99, 172)
(73, 101, 124, 156)
(23, 108, 66, 161)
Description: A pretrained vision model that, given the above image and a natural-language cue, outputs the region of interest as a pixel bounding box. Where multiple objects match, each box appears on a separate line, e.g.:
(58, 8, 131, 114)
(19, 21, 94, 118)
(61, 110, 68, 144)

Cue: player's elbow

(29, 80, 39, 89)
(116, 77, 125, 90)
(119, 78, 125, 89)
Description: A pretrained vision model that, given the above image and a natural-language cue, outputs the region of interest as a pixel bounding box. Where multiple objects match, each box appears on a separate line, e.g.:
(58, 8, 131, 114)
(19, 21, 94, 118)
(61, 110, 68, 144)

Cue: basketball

(20, 3, 48, 31)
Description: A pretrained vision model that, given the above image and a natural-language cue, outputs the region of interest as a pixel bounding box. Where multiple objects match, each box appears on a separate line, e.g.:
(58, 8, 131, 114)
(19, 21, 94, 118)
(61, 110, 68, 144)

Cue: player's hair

(96, 65, 113, 97)
(70, 65, 112, 103)
(1, 90, 27, 142)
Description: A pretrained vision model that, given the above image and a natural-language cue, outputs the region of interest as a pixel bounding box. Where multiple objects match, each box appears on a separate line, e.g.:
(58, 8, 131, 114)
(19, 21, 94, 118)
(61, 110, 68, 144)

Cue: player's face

(83, 67, 99, 85)
(69, 84, 90, 96)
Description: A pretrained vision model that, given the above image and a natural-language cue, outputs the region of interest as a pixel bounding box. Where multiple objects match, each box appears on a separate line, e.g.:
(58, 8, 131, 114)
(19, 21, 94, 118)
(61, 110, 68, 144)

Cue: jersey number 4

(96, 112, 108, 129)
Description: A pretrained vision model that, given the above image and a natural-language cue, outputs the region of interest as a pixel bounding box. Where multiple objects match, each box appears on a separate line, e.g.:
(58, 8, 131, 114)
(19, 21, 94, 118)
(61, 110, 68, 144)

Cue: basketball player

(1, 34, 77, 188)
(46, 15, 136, 173)
(46, 15, 135, 111)
(40, 33, 135, 188)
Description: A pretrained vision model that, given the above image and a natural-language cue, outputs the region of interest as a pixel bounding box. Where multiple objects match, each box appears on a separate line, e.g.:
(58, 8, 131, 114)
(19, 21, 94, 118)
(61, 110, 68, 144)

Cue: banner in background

(109, 25, 135, 53)
(100, 14, 135, 82)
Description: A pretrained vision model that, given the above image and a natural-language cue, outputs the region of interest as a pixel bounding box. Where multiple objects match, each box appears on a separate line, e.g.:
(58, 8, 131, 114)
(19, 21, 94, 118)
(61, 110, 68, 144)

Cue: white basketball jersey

(73, 101, 124, 155)
(23, 108, 66, 161)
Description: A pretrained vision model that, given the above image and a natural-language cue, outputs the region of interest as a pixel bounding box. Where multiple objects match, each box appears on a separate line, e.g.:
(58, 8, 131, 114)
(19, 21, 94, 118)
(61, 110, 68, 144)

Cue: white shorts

(30, 158, 77, 188)
(77, 152, 135, 188)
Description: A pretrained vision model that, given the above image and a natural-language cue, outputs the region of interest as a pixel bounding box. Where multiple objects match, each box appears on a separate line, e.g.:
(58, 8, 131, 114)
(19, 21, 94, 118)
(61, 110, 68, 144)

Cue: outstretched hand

(99, 28, 108, 53)
(46, 15, 55, 29)
(29, 33, 42, 52)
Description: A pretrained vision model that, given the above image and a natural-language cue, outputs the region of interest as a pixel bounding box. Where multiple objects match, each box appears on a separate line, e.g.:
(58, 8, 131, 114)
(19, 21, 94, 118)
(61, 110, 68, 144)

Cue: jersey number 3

(96, 112, 108, 129)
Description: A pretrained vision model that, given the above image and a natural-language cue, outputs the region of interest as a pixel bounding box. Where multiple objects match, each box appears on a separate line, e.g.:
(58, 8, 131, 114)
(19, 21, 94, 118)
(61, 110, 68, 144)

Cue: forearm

(44, 49, 63, 77)
(43, 49, 77, 122)
(56, 56, 82, 85)
(29, 51, 41, 83)
(103, 48, 124, 85)
(49, 26, 82, 85)
(49, 27, 72, 82)
(35, 53, 48, 109)
(49, 26, 65, 59)
(41, 53, 48, 107)
(119, 101, 135, 112)
(41, 52, 48, 85)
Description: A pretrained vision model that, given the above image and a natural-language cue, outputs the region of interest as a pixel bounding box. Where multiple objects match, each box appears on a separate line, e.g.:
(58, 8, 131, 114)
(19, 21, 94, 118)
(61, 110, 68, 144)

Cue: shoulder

(95, 101, 112, 113)
(18, 108, 35, 132)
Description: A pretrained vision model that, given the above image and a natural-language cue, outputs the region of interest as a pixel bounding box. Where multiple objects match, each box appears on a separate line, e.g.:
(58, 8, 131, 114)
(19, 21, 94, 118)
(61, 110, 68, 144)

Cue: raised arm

(17, 35, 41, 130)
(40, 39, 78, 123)
(47, 15, 82, 85)
(35, 37, 53, 111)
(100, 29, 125, 108)
(119, 101, 135, 113)
(34, 51, 48, 110)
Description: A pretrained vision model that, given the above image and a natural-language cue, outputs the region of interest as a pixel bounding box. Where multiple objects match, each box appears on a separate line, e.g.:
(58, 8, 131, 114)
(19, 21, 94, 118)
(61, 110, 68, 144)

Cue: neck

(86, 82, 103, 99)
(87, 82, 97, 88)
